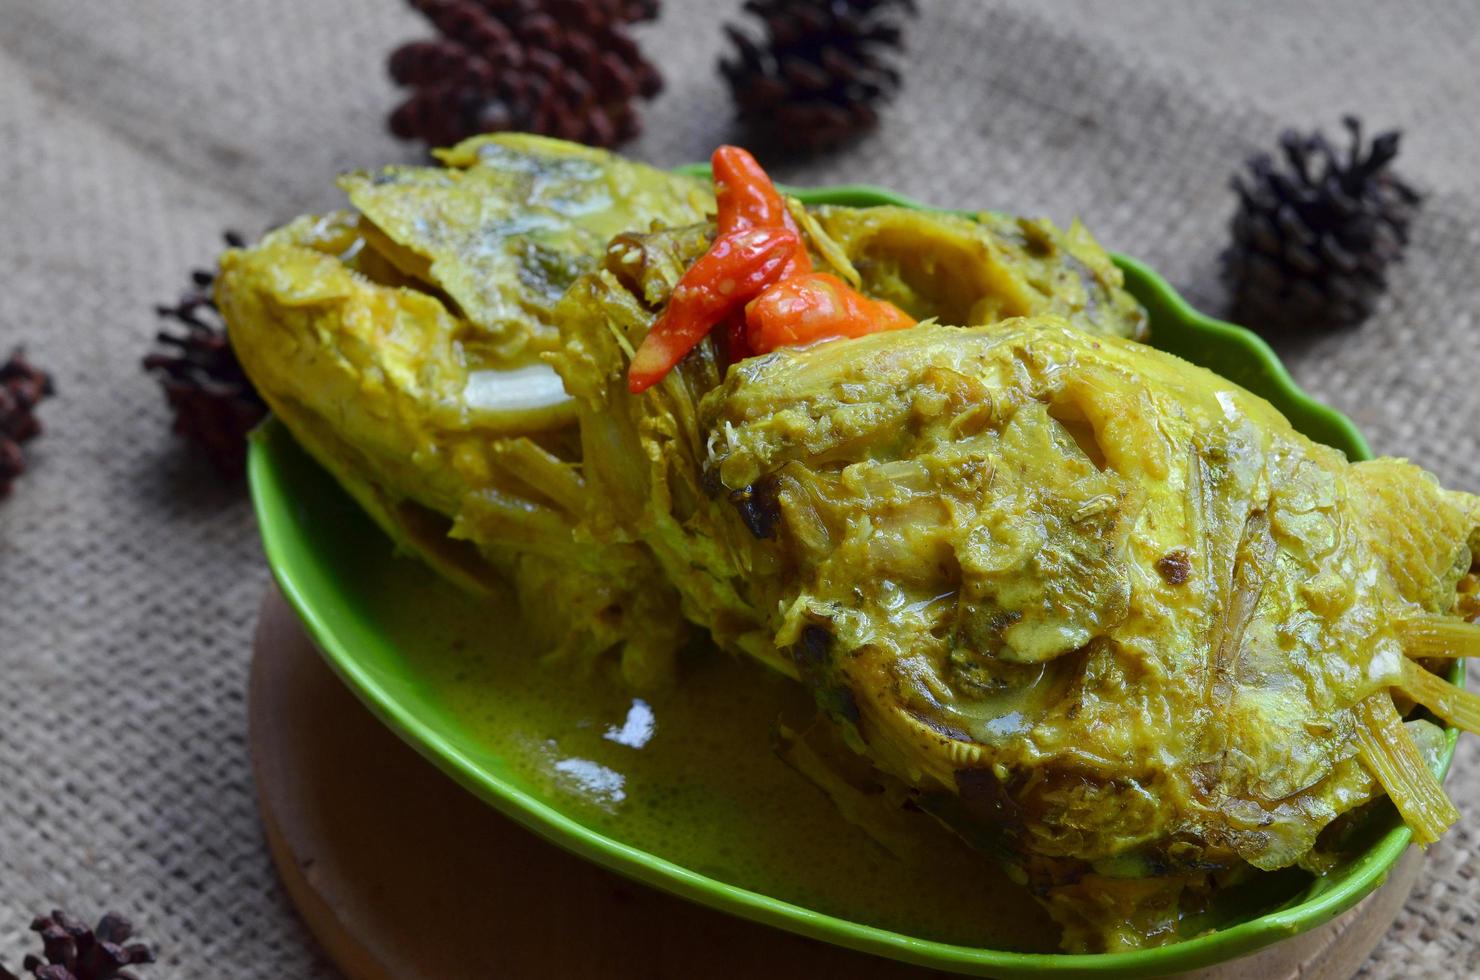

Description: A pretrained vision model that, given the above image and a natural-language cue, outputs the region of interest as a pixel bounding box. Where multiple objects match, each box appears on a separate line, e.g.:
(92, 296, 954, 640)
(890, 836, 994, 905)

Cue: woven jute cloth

(3, 1, 1479, 975)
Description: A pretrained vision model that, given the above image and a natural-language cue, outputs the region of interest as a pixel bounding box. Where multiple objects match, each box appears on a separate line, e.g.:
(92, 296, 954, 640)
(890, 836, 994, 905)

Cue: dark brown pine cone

(0, 911, 154, 980)
(0, 348, 56, 501)
(1224, 116, 1423, 331)
(388, 0, 662, 149)
(143, 231, 267, 480)
(720, 0, 916, 156)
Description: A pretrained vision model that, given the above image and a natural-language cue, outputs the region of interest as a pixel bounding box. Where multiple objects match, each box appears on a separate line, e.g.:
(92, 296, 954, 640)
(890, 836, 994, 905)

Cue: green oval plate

(248, 183, 1460, 978)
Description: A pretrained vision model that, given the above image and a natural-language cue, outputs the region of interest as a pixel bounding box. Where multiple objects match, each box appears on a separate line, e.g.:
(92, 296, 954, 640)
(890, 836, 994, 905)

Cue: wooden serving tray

(249, 586, 1419, 979)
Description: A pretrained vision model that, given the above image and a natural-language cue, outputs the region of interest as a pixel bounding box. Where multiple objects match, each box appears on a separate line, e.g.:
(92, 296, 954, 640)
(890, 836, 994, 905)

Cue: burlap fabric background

(3, 1, 1479, 975)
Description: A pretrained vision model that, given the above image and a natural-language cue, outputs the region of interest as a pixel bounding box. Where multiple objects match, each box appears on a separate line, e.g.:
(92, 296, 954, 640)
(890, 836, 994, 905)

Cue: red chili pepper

(716, 313, 752, 364)
(744, 272, 915, 354)
(712, 145, 811, 280)
(628, 147, 918, 393)
(627, 227, 799, 393)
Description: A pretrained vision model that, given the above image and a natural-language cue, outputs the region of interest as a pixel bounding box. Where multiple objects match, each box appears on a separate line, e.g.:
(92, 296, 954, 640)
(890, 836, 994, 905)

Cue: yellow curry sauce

(369, 560, 1061, 951)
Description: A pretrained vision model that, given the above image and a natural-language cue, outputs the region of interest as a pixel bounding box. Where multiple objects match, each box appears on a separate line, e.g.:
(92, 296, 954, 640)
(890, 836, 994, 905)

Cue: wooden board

(249, 586, 1420, 979)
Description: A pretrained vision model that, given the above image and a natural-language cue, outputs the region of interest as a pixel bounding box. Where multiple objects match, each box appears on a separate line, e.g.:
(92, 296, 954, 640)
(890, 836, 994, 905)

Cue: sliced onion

(462, 363, 576, 430)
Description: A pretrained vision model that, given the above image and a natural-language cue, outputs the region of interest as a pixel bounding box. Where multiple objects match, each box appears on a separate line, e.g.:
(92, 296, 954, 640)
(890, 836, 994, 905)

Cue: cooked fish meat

(551, 226, 1479, 946)
(696, 320, 1477, 949)
(220, 135, 1140, 689)
(220, 137, 1479, 952)
(220, 134, 713, 687)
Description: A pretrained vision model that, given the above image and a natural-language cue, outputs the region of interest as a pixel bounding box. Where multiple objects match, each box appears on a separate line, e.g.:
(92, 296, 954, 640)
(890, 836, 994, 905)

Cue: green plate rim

(247, 178, 1459, 979)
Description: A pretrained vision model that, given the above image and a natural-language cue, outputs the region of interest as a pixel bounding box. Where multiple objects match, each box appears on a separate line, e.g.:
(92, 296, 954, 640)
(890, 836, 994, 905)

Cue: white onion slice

(462, 363, 575, 428)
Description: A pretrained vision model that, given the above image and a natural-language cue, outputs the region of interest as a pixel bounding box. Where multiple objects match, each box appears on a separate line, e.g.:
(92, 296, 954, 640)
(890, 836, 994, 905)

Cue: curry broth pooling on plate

(366, 559, 1061, 951)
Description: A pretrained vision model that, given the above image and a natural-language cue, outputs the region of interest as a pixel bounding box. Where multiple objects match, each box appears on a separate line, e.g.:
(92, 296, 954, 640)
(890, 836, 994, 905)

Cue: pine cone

(388, 0, 662, 149)
(720, 0, 916, 156)
(143, 232, 267, 480)
(0, 910, 154, 980)
(0, 348, 56, 501)
(1224, 116, 1422, 331)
